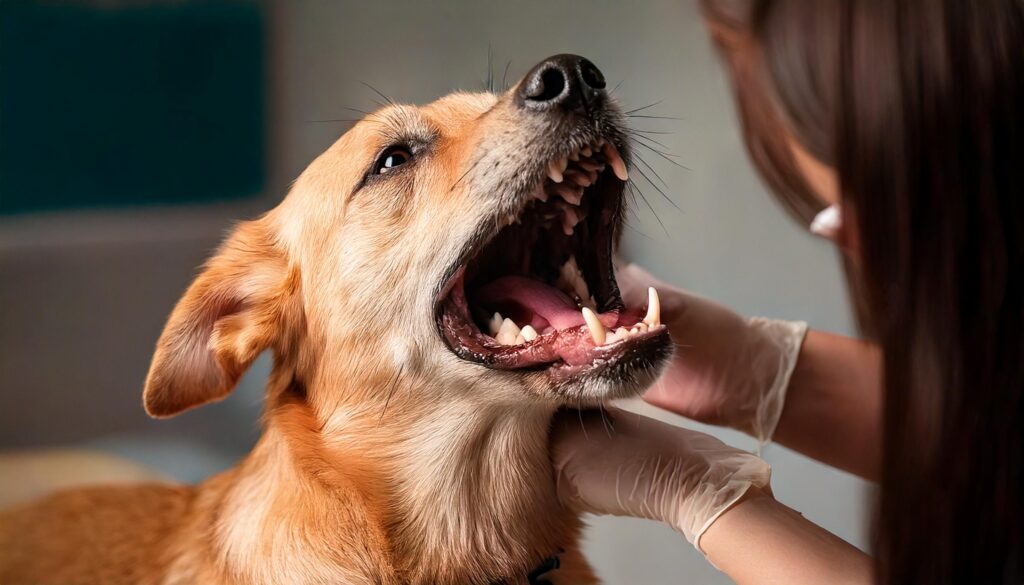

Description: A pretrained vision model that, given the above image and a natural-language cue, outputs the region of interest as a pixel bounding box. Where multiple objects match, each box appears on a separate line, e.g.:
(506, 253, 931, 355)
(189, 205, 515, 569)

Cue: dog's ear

(143, 219, 295, 418)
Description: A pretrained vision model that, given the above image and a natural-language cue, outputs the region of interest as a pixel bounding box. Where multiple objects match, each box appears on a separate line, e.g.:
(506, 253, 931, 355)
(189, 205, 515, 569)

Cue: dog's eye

(374, 147, 412, 174)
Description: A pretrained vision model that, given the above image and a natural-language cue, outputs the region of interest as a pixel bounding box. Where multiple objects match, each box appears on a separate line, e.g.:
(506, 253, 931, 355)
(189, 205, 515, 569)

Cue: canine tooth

(581, 307, 606, 345)
(643, 287, 661, 326)
(548, 160, 564, 183)
(569, 151, 579, 162)
(535, 189, 549, 202)
(489, 313, 504, 336)
(497, 318, 522, 345)
(602, 142, 629, 181)
(557, 156, 569, 173)
(515, 334, 526, 344)
(616, 326, 629, 338)
(596, 137, 606, 147)
(581, 146, 592, 157)
(520, 325, 539, 341)
(630, 327, 640, 335)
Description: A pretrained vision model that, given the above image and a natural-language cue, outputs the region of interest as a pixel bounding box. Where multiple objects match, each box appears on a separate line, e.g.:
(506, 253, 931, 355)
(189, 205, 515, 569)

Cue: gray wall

(0, 2, 870, 583)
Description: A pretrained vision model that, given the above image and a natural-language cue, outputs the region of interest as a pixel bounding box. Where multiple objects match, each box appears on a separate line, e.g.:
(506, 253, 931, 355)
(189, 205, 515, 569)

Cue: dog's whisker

(623, 99, 665, 115)
(358, 81, 396, 106)
(627, 182, 670, 238)
(625, 113, 684, 121)
(501, 60, 513, 92)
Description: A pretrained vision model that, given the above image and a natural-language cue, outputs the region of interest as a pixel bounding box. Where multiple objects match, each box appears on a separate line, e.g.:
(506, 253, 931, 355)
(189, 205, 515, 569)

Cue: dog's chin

(435, 135, 673, 403)
(539, 332, 673, 404)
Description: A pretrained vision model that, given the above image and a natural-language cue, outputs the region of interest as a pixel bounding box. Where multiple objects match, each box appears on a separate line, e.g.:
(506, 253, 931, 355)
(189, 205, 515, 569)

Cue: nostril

(526, 67, 567, 102)
(579, 60, 606, 90)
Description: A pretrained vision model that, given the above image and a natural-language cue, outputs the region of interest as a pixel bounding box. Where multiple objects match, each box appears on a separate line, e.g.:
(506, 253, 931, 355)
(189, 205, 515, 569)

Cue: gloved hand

(616, 262, 808, 445)
(551, 408, 772, 552)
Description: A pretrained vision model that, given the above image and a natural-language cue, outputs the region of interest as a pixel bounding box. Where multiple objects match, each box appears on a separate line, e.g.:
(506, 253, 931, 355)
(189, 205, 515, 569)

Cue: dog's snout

(517, 54, 606, 113)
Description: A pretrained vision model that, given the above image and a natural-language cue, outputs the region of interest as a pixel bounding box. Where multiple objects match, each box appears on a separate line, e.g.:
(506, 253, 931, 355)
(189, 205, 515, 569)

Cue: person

(551, 1, 1024, 583)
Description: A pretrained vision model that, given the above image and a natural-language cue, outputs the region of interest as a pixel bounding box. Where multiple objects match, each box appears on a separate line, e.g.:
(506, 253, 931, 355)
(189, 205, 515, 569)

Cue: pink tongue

(474, 276, 617, 330)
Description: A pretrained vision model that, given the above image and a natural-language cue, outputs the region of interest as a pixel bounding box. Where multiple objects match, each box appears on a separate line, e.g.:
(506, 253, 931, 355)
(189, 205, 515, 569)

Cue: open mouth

(436, 136, 669, 380)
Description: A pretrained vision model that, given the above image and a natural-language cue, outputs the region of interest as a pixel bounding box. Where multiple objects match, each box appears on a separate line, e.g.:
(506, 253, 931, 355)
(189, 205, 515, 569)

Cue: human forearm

(773, 330, 883, 480)
(701, 488, 873, 585)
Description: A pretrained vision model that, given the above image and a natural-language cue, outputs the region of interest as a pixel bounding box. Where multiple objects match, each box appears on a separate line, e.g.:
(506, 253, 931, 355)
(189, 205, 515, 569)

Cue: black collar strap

(489, 551, 561, 585)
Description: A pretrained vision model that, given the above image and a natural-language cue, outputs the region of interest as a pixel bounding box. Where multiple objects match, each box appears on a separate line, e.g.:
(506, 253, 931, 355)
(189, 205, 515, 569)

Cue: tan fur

(0, 90, 623, 584)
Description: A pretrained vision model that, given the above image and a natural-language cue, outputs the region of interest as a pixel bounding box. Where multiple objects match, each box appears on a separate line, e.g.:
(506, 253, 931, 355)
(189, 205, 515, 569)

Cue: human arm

(772, 330, 882, 479)
(551, 408, 873, 585)
(618, 263, 882, 479)
(701, 488, 873, 585)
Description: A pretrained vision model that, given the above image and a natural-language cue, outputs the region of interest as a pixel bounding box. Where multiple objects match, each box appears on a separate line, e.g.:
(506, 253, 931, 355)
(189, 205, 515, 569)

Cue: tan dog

(0, 54, 671, 585)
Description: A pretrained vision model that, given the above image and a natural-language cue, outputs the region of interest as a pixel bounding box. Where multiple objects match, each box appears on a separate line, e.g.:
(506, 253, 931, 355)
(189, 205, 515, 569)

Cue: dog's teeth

(514, 334, 526, 344)
(489, 312, 504, 336)
(577, 159, 603, 172)
(581, 307, 606, 345)
(558, 257, 590, 303)
(555, 184, 584, 205)
(643, 287, 661, 326)
(581, 146, 592, 157)
(561, 205, 583, 235)
(520, 325, 539, 341)
(557, 156, 569, 173)
(548, 160, 564, 183)
(602, 142, 629, 181)
(596, 137, 606, 147)
(565, 170, 592, 188)
(569, 151, 579, 162)
(496, 318, 522, 345)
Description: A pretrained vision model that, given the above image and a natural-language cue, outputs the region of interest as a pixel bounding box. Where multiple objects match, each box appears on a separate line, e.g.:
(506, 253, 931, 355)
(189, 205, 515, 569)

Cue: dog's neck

(210, 367, 576, 585)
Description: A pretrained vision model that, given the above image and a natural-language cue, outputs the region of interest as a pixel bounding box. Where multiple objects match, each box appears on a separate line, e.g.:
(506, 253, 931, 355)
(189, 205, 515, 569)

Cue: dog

(0, 54, 671, 585)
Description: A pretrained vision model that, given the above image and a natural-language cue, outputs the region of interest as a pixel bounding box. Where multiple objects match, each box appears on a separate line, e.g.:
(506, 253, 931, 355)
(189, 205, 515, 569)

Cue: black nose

(517, 54, 606, 112)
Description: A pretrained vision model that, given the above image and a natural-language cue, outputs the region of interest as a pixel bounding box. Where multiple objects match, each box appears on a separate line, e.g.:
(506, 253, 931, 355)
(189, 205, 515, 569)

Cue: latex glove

(617, 262, 807, 445)
(551, 408, 771, 552)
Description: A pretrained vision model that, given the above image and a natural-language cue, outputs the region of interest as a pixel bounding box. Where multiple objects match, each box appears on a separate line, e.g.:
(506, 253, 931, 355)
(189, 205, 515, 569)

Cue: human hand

(616, 262, 807, 444)
(551, 408, 771, 551)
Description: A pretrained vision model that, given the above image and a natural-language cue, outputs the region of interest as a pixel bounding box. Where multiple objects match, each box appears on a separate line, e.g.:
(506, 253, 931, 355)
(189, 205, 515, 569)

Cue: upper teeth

(533, 138, 626, 236)
(602, 142, 629, 182)
(548, 159, 565, 183)
(556, 256, 594, 309)
(486, 287, 664, 348)
(543, 140, 622, 186)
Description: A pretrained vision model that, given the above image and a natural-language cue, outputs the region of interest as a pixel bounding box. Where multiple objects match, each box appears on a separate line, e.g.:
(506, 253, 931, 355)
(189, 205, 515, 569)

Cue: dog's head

(143, 55, 672, 418)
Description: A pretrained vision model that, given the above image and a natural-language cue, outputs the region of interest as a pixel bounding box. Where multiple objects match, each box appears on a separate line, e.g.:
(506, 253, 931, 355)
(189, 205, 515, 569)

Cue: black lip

(550, 326, 673, 386)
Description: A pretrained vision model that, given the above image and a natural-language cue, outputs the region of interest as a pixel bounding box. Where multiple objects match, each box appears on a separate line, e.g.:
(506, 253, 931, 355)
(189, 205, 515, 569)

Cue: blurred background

(0, 1, 869, 582)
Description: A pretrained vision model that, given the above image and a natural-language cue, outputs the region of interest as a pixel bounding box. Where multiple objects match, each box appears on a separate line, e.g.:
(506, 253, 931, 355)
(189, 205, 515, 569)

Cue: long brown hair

(702, 1, 1024, 582)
